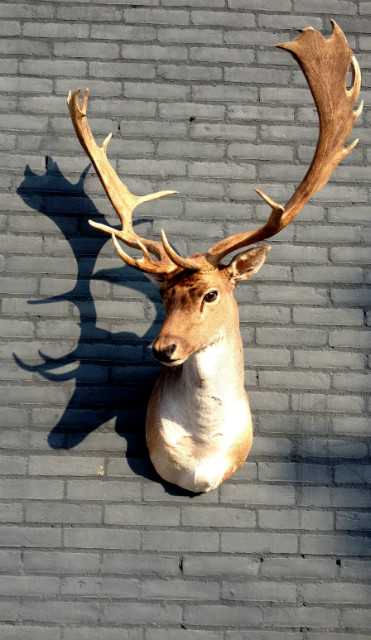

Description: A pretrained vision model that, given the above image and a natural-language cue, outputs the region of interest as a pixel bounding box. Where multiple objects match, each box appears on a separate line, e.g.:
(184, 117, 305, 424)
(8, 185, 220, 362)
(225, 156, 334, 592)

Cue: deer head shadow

(15, 157, 165, 470)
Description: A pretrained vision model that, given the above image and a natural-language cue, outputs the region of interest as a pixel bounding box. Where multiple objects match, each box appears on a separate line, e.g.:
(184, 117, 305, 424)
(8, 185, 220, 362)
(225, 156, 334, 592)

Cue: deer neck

(161, 325, 246, 439)
(182, 329, 244, 399)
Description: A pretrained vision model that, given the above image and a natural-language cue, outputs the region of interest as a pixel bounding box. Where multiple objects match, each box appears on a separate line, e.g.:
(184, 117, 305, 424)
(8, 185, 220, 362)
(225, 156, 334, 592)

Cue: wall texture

(0, 0, 370, 638)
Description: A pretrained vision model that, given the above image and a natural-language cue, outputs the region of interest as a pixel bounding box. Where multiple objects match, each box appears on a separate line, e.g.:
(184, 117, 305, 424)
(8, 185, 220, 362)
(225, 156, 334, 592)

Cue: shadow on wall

(15, 156, 164, 467)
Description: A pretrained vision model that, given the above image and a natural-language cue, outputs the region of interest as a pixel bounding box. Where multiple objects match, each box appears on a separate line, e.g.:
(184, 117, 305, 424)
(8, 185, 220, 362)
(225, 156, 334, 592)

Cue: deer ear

(144, 273, 165, 287)
(226, 244, 271, 283)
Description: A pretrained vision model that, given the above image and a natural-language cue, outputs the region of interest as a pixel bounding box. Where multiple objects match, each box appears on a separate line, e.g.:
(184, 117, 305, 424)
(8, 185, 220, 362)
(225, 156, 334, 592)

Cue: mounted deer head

(68, 21, 362, 492)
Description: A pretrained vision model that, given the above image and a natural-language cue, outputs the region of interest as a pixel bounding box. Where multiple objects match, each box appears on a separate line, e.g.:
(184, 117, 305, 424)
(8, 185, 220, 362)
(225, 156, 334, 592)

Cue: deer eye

(203, 290, 219, 303)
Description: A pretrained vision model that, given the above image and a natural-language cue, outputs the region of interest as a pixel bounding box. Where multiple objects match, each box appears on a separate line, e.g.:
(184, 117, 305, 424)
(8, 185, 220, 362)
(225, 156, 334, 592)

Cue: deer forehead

(161, 269, 231, 306)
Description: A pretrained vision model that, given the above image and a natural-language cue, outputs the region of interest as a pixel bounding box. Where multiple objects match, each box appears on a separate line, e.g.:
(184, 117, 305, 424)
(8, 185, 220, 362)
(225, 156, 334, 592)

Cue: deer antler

(67, 89, 201, 276)
(205, 21, 363, 267)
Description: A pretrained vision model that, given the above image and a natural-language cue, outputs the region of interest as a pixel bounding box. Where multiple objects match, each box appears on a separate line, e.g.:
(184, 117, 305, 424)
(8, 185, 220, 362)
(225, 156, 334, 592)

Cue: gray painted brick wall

(0, 0, 370, 638)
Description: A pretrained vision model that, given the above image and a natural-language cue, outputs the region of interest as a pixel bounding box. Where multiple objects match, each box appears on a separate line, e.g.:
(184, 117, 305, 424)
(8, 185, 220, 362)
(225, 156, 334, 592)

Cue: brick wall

(0, 0, 370, 637)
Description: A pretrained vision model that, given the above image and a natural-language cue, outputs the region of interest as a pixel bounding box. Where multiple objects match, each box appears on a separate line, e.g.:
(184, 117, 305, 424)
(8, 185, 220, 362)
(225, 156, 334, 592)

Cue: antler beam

(67, 89, 201, 276)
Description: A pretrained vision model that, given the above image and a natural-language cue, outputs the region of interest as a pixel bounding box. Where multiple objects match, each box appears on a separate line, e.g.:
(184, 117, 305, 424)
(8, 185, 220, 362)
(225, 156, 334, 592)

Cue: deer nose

(152, 342, 177, 363)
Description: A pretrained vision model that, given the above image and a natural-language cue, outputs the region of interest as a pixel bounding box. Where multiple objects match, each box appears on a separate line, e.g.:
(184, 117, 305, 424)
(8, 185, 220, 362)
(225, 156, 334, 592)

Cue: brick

(158, 27, 222, 44)
(0, 526, 61, 548)
(122, 44, 187, 61)
(333, 416, 370, 435)
(193, 85, 258, 103)
(259, 509, 333, 531)
(258, 14, 323, 29)
(248, 391, 289, 412)
(20, 601, 99, 624)
(0, 39, 50, 56)
(0, 499, 22, 532)
(300, 534, 371, 556)
(0, 575, 59, 597)
(222, 532, 298, 554)
(336, 511, 371, 531)
(294, 265, 363, 284)
(190, 161, 255, 180)
(295, 225, 362, 244)
(64, 631, 140, 640)
(163, 0, 223, 4)
(292, 393, 364, 413)
(223, 580, 296, 602)
(64, 528, 140, 550)
(26, 502, 102, 524)
(91, 24, 156, 41)
(0, 455, 27, 475)
(308, 635, 370, 640)
(0, 114, 48, 132)
(333, 373, 371, 392)
(294, 349, 364, 369)
(181, 506, 256, 528)
(147, 632, 221, 640)
(0, 4, 54, 18)
(264, 607, 339, 628)
(102, 553, 179, 576)
(335, 462, 371, 484)
(66, 480, 141, 502)
(258, 462, 331, 484)
(55, 42, 119, 59)
(103, 602, 182, 624)
(191, 46, 254, 64)
(183, 555, 259, 576)
(260, 370, 331, 390)
(24, 22, 89, 38)
(257, 327, 326, 347)
(298, 439, 368, 459)
(228, 105, 294, 122)
(21, 58, 87, 77)
(142, 578, 220, 600)
(0, 550, 22, 572)
(256, 285, 327, 305)
(304, 582, 371, 605)
(343, 609, 371, 628)
(159, 140, 224, 160)
(226, 68, 290, 85)
(61, 576, 140, 598)
(143, 531, 219, 552)
(0, 626, 60, 640)
(331, 288, 371, 308)
(0, 479, 63, 500)
(0, 601, 17, 622)
(261, 557, 336, 579)
(23, 551, 100, 574)
(124, 8, 189, 25)
(299, 487, 371, 509)
(28, 456, 105, 476)
(184, 604, 262, 626)
(293, 307, 363, 326)
(341, 559, 371, 580)
(191, 11, 255, 28)
(294, 0, 357, 12)
(105, 504, 180, 526)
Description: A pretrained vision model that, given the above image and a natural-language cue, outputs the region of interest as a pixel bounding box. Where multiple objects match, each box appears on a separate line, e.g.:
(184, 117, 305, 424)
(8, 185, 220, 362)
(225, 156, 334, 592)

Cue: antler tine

(205, 21, 362, 267)
(67, 88, 180, 275)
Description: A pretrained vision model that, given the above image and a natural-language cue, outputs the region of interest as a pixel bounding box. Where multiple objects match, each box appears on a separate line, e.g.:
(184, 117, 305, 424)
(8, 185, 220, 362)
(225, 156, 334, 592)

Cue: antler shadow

(15, 157, 164, 458)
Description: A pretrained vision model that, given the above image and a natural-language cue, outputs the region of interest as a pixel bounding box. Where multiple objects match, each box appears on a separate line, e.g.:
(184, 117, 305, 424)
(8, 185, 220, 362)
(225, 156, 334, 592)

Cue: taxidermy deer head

(68, 21, 362, 492)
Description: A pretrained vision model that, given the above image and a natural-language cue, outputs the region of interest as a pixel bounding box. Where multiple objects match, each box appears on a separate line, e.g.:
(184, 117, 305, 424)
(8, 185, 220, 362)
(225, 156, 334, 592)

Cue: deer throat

(153, 334, 249, 443)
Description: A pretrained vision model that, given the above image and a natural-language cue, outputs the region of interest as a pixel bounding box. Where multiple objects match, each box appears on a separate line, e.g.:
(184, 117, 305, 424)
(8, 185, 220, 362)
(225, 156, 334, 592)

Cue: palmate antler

(206, 20, 363, 266)
(68, 21, 362, 276)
